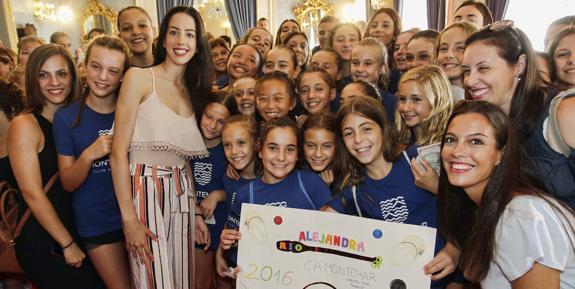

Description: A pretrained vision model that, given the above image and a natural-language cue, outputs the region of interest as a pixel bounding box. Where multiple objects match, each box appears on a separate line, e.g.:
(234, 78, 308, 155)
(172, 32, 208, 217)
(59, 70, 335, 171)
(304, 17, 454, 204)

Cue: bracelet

(195, 213, 205, 219)
(62, 240, 75, 250)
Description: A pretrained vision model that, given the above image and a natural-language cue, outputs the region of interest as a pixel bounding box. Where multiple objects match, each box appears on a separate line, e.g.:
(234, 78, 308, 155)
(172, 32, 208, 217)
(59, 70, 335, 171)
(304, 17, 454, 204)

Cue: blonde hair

(395, 65, 453, 145)
(352, 37, 390, 89)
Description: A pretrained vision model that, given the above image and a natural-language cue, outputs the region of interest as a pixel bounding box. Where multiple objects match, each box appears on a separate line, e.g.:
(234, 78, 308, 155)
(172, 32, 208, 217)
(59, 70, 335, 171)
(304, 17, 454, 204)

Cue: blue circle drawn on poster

(373, 229, 383, 239)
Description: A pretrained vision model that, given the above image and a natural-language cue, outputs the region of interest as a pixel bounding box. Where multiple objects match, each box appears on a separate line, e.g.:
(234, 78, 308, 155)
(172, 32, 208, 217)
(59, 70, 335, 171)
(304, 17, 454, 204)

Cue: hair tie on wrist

(62, 240, 75, 250)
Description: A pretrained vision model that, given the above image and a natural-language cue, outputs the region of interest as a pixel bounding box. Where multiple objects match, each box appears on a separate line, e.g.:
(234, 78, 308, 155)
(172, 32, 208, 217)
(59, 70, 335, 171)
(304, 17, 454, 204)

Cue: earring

(495, 160, 501, 166)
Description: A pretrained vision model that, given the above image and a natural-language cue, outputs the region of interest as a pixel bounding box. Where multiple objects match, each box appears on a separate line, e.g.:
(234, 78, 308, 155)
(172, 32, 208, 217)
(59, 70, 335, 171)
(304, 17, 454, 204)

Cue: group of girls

(2, 1, 575, 289)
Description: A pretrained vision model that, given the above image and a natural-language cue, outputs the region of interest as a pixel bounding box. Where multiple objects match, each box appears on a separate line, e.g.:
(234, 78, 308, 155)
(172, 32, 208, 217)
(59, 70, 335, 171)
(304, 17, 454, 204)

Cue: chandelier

(197, 0, 226, 19)
(371, 0, 392, 10)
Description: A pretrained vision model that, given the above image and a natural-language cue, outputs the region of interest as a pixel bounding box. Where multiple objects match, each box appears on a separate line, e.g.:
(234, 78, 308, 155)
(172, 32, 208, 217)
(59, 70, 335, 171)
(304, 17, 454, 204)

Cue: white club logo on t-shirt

(379, 196, 409, 223)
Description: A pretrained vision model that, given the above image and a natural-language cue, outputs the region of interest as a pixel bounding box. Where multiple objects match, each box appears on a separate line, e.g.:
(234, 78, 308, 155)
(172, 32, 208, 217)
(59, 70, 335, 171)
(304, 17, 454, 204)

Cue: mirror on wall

(79, 0, 117, 44)
(294, 0, 335, 48)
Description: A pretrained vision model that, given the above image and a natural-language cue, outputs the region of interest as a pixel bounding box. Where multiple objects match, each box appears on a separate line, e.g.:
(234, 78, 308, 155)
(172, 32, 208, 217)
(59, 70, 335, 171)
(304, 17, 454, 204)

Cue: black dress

(14, 112, 104, 289)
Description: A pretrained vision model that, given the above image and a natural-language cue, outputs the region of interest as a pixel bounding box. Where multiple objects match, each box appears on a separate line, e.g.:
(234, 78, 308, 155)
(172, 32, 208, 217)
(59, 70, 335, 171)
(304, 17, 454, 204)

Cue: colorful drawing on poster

(276, 240, 382, 268)
(237, 204, 436, 289)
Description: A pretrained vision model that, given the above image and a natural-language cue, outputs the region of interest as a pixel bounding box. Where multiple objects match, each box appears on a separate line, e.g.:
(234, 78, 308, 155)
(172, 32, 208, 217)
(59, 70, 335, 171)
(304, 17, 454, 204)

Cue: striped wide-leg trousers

(130, 163, 196, 289)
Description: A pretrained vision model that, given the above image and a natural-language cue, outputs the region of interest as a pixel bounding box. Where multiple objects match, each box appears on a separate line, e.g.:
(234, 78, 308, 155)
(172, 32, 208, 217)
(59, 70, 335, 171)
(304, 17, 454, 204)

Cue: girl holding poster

(219, 118, 333, 272)
(326, 95, 459, 289)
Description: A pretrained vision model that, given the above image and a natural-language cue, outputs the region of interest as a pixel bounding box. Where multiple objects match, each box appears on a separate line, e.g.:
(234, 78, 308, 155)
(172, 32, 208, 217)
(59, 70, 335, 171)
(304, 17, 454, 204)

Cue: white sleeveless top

(129, 68, 208, 165)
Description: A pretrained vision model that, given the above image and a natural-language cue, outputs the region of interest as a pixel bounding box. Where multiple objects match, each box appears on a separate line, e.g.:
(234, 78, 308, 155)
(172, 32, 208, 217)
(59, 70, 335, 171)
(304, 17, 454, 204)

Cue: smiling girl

(243, 27, 273, 57)
(436, 22, 477, 101)
(328, 23, 362, 79)
(350, 37, 397, 121)
(326, 95, 460, 289)
(219, 117, 332, 270)
(54, 36, 131, 289)
(255, 71, 297, 122)
(395, 65, 454, 193)
(117, 6, 155, 68)
(224, 44, 262, 90)
(210, 38, 230, 88)
(191, 92, 236, 289)
(215, 115, 258, 280)
(301, 111, 343, 188)
(231, 76, 257, 116)
(296, 68, 336, 116)
(263, 45, 301, 80)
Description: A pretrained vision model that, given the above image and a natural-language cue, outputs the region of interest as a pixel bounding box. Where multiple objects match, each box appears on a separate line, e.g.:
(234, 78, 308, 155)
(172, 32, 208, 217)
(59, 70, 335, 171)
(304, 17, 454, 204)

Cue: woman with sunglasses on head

(463, 20, 575, 210)
(439, 100, 575, 288)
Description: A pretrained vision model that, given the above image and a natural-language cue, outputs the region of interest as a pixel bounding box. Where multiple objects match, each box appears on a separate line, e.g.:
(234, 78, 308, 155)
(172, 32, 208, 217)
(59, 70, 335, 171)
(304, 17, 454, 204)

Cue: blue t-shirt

(225, 170, 332, 265)
(223, 175, 254, 215)
(191, 143, 227, 251)
(329, 154, 451, 288)
(53, 101, 121, 238)
(226, 170, 332, 230)
(378, 87, 398, 124)
(222, 174, 254, 267)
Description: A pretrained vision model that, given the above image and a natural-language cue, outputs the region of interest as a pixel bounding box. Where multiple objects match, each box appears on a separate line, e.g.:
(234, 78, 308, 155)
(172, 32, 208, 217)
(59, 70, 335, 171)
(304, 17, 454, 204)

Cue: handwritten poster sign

(237, 204, 436, 289)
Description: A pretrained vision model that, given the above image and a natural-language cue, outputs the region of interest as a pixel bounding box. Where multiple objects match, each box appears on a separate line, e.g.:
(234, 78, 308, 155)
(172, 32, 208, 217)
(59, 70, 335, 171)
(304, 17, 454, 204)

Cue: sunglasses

(488, 20, 515, 32)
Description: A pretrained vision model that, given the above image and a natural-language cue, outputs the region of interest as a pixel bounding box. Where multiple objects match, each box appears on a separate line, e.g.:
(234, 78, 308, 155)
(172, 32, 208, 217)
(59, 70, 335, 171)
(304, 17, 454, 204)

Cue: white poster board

(237, 204, 436, 289)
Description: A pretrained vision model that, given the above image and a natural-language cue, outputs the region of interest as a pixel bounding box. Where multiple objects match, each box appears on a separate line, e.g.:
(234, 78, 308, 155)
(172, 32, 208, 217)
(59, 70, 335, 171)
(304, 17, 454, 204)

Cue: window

(505, 0, 575, 51)
(401, 0, 429, 30)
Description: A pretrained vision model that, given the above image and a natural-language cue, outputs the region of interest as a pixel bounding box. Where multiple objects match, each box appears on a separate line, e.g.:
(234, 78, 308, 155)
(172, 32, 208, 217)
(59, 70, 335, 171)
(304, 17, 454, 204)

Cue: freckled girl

(191, 92, 237, 289)
(395, 65, 453, 194)
(219, 117, 332, 273)
(215, 115, 258, 280)
(301, 111, 343, 189)
(255, 71, 297, 122)
(263, 45, 301, 80)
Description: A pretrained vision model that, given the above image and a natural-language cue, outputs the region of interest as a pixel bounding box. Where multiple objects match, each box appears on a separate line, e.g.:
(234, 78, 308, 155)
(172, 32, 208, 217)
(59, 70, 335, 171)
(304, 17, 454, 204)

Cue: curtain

(427, 0, 446, 31)
(224, 0, 256, 41)
(394, 0, 403, 17)
(486, 0, 510, 21)
(157, 0, 194, 23)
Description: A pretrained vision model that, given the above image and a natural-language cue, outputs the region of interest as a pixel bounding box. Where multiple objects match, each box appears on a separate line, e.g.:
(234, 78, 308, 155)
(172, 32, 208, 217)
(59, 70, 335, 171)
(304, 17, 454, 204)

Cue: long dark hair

(437, 101, 570, 281)
(300, 111, 343, 192)
(153, 6, 214, 121)
(335, 95, 398, 191)
(465, 23, 545, 141)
